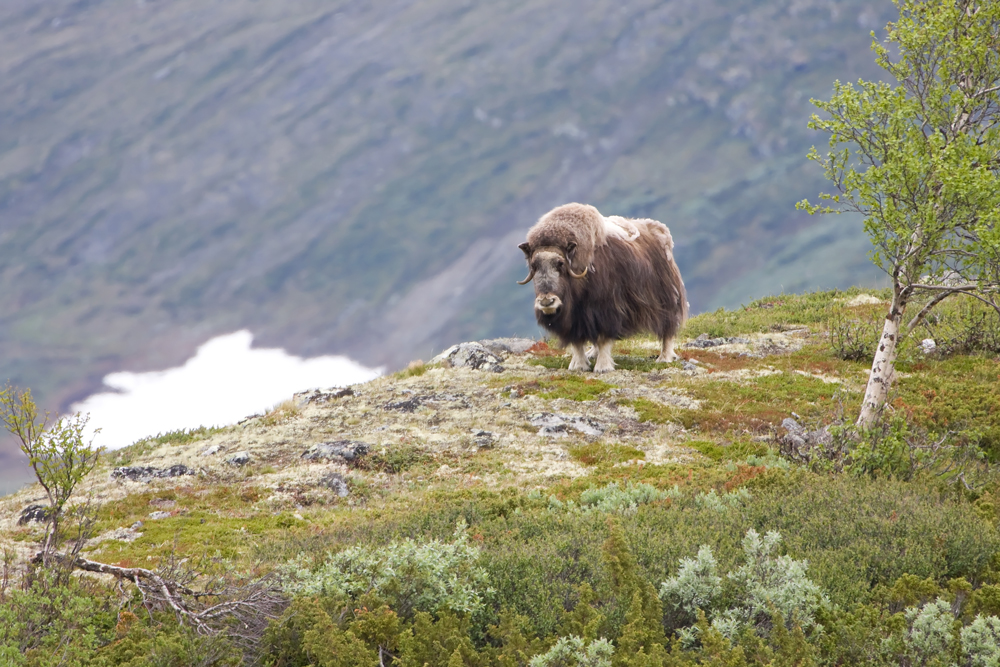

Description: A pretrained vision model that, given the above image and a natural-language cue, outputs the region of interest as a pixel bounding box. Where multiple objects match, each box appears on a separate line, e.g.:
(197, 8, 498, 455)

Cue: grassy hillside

(3, 290, 1000, 664)
(0, 0, 895, 437)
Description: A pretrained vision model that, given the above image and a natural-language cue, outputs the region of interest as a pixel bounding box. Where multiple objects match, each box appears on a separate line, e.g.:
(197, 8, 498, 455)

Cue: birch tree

(799, 0, 1000, 428)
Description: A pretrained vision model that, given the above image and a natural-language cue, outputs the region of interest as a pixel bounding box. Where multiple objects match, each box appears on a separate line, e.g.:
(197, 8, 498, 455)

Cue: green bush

(283, 520, 490, 618)
(528, 636, 614, 667)
(0, 567, 115, 666)
(577, 483, 672, 514)
(662, 530, 825, 643)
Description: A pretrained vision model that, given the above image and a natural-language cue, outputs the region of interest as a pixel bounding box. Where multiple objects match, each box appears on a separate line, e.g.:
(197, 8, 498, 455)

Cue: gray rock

(431, 342, 505, 372)
(383, 396, 424, 412)
(530, 413, 604, 437)
(478, 338, 537, 356)
(302, 440, 370, 463)
(472, 430, 496, 448)
(105, 527, 143, 542)
(18, 504, 50, 525)
(200, 444, 224, 456)
(225, 451, 252, 466)
(111, 464, 195, 482)
(920, 338, 937, 354)
(296, 387, 355, 404)
(320, 472, 350, 497)
(684, 335, 750, 349)
(148, 511, 172, 520)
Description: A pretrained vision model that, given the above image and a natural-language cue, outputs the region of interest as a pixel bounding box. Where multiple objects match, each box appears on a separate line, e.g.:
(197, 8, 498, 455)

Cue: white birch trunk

(857, 303, 904, 428)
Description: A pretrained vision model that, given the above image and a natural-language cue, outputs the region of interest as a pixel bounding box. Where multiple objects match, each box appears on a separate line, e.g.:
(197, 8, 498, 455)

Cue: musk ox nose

(535, 294, 562, 315)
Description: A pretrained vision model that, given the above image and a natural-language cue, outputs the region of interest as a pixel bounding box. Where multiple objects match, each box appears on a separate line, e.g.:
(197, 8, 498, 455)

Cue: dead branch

(30, 551, 287, 643)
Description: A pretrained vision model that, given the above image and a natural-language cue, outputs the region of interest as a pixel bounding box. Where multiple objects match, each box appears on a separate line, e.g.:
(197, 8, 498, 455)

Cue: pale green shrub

(895, 598, 1000, 667)
(715, 529, 826, 635)
(283, 521, 490, 617)
(961, 614, 1000, 667)
(579, 481, 669, 513)
(662, 529, 826, 641)
(528, 635, 614, 667)
(900, 598, 956, 667)
(693, 488, 752, 512)
(659, 546, 722, 621)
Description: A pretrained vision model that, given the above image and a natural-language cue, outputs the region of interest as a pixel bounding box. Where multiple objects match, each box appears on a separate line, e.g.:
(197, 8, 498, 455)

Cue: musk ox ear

(518, 242, 531, 259)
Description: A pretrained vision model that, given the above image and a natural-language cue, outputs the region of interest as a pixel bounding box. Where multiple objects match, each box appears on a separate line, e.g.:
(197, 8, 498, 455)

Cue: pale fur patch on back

(603, 216, 640, 242)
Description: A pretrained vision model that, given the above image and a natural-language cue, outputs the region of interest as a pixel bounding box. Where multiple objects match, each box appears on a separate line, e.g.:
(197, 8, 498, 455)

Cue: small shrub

(960, 614, 1000, 667)
(360, 443, 430, 473)
(568, 443, 644, 467)
(693, 489, 752, 512)
(528, 636, 614, 667)
(283, 521, 490, 618)
(578, 482, 669, 513)
(717, 529, 827, 636)
(900, 598, 957, 667)
(659, 546, 722, 623)
(260, 400, 301, 427)
(662, 529, 826, 641)
(828, 310, 883, 361)
(920, 296, 1000, 356)
(0, 567, 116, 666)
(395, 360, 430, 379)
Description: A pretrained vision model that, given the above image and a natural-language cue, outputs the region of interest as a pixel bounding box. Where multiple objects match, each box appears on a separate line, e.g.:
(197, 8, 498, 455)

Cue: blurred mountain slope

(0, 0, 893, 480)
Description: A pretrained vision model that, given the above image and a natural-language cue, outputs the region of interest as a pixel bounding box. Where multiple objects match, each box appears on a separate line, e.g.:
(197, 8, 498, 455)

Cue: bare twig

(30, 552, 286, 644)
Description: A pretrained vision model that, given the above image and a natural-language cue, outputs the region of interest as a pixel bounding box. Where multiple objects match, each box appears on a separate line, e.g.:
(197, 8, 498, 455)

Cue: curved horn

(517, 266, 536, 285)
(568, 264, 588, 279)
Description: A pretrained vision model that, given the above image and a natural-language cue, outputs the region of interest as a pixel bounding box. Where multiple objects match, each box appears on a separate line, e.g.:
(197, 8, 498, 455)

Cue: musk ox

(517, 203, 687, 372)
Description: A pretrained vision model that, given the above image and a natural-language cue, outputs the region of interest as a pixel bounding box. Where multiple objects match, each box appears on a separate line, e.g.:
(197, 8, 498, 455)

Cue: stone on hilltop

(431, 342, 505, 372)
(111, 465, 195, 482)
(225, 451, 252, 466)
(302, 440, 370, 463)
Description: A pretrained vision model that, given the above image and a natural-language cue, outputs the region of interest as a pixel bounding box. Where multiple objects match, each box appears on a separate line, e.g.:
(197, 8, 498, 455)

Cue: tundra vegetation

(2, 287, 1000, 665)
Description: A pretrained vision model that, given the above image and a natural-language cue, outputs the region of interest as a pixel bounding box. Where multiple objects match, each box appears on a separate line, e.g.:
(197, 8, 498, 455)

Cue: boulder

(431, 342, 504, 372)
(111, 465, 195, 482)
(18, 504, 50, 525)
(478, 338, 537, 356)
(302, 440, 370, 463)
(320, 471, 350, 497)
(684, 333, 750, 349)
(225, 451, 252, 466)
(530, 413, 604, 437)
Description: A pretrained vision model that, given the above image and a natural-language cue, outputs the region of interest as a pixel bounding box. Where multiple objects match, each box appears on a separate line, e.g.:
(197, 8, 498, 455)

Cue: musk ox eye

(556, 259, 565, 270)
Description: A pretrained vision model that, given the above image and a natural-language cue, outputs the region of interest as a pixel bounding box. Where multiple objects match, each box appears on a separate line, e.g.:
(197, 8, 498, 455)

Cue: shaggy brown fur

(518, 205, 687, 371)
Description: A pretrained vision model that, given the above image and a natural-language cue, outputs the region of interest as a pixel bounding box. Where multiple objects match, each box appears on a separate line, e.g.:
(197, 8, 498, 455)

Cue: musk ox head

(517, 243, 581, 317)
(517, 203, 607, 316)
(522, 203, 605, 276)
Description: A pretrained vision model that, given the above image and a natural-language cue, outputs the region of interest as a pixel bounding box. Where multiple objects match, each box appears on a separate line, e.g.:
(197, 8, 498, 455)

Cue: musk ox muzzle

(535, 294, 562, 315)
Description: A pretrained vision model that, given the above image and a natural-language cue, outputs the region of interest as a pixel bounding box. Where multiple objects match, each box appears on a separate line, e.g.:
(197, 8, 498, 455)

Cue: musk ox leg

(593, 339, 616, 373)
(568, 343, 591, 371)
(585, 345, 596, 360)
(657, 337, 678, 363)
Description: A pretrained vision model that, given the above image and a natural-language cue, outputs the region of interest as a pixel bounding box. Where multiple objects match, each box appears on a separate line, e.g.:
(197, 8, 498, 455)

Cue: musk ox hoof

(568, 357, 591, 371)
(656, 352, 679, 363)
(593, 359, 616, 373)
